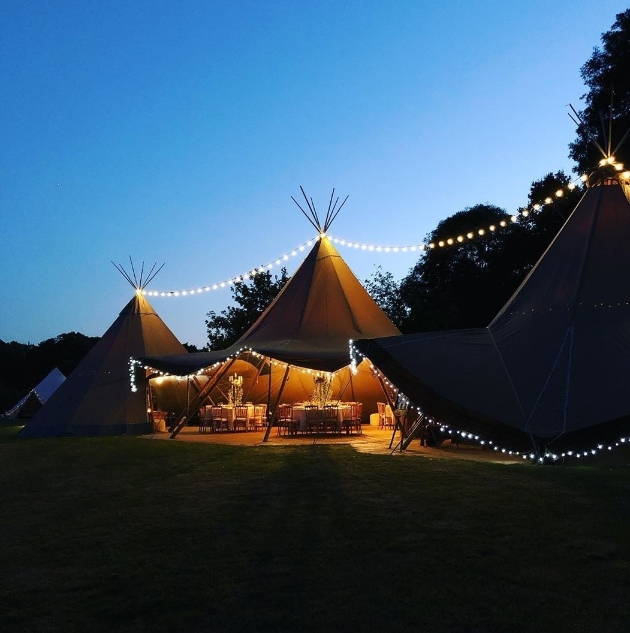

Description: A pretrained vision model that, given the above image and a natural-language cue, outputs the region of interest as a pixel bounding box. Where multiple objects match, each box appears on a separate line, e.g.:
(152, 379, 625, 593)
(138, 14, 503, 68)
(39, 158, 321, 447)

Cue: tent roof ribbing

(141, 236, 401, 374)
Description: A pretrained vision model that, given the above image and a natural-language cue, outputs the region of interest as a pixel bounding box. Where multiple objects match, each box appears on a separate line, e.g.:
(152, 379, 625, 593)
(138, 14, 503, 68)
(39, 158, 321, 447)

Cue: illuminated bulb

(447, 238, 454, 245)
(511, 215, 518, 222)
(499, 220, 506, 227)
(457, 235, 464, 242)
(555, 189, 563, 197)
(544, 197, 552, 204)
(599, 158, 608, 166)
(522, 210, 529, 217)
(607, 156, 615, 164)
(623, 171, 630, 180)
(615, 163, 624, 171)
(438, 241, 444, 247)
(580, 174, 588, 181)
(467, 232, 474, 239)
(478, 229, 485, 236)
(568, 183, 576, 190)
(429, 243, 435, 249)
(489, 225, 495, 231)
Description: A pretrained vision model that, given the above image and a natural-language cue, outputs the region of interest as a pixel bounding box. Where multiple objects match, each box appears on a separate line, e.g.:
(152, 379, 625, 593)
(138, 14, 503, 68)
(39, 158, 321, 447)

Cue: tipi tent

(4, 367, 65, 420)
(354, 169, 630, 455)
(19, 291, 187, 437)
(140, 193, 401, 434)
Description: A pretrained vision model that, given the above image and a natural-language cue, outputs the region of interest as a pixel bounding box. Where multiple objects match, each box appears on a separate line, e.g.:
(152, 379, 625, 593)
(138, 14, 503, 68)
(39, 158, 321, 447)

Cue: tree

(205, 268, 289, 350)
(0, 333, 99, 412)
(569, 9, 630, 174)
(397, 174, 582, 334)
(363, 266, 407, 329)
(399, 204, 516, 332)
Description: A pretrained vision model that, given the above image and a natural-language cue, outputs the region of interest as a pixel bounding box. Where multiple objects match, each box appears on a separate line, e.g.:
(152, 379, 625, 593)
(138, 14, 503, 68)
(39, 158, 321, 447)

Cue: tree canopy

(205, 268, 289, 350)
(569, 9, 630, 174)
(365, 172, 582, 333)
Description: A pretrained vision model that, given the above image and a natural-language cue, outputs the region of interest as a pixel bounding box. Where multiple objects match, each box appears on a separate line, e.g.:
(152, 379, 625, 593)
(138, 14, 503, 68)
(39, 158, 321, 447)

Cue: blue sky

(1, 1, 628, 348)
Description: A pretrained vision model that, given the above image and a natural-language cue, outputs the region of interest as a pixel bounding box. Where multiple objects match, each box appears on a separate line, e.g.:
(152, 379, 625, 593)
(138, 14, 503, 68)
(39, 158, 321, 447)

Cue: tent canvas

(4, 367, 65, 420)
(140, 234, 402, 430)
(19, 293, 187, 437)
(354, 174, 630, 453)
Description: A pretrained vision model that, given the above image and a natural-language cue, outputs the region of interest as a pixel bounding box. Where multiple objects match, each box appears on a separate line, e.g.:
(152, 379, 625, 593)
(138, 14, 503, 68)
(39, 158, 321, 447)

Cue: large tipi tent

(140, 193, 401, 434)
(4, 367, 65, 420)
(19, 290, 188, 438)
(354, 169, 630, 455)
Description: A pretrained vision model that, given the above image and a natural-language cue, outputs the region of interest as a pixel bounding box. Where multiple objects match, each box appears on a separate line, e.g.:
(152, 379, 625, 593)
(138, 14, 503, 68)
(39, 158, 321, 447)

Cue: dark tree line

(374, 172, 582, 333)
(0, 333, 99, 413)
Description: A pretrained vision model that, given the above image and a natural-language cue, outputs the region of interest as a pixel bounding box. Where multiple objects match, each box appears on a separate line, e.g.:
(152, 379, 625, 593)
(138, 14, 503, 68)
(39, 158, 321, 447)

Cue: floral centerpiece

(311, 373, 332, 407)
(228, 374, 244, 406)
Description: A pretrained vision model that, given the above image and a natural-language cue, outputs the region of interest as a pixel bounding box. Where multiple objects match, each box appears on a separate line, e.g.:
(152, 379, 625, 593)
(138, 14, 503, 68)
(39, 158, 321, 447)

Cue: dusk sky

(2, 1, 628, 348)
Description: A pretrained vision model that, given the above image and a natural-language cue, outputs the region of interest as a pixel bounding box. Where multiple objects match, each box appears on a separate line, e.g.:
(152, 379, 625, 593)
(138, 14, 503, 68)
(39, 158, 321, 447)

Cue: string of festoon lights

(143, 174, 594, 298)
(349, 340, 630, 463)
(130, 347, 353, 394)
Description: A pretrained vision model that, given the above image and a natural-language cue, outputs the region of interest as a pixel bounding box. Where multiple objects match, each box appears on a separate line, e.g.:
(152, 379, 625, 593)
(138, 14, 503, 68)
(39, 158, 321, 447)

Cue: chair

(304, 405, 322, 434)
(323, 404, 340, 434)
(151, 410, 167, 433)
(233, 405, 249, 432)
(211, 406, 229, 432)
(377, 402, 394, 429)
(277, 404, 295, 436)
(198, 406, 213, 433)
(252, 404, 267, 431)
(346, 402, 362, 435)
(352, 402, 363, 435)
(340, 404, 353, 435)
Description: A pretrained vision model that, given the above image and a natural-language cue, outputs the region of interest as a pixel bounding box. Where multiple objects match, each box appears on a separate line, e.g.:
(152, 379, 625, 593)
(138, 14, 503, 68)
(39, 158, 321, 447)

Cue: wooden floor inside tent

(142, 423, 526, 464)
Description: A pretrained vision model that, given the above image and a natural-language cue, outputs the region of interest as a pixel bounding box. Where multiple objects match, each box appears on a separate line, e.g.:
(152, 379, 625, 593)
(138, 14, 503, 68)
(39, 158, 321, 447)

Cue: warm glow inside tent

(140, 232, 402, 435)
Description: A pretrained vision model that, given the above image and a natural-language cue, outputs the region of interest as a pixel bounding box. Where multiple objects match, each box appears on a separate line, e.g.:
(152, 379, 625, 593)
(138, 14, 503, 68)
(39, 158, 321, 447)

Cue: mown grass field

(0, 423, 629, 632)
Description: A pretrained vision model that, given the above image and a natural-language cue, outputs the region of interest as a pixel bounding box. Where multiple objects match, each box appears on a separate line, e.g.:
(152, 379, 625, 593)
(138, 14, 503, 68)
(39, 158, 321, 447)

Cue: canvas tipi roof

(19, 292, 187, 437)
(141, 235, 401, 375)
(354, 172, 630, 453)
(4, 367, 65, 419)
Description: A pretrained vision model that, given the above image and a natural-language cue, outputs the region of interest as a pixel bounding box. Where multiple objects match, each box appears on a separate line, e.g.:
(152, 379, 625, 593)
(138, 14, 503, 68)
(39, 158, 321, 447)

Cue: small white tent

(4, 367, 65, 419)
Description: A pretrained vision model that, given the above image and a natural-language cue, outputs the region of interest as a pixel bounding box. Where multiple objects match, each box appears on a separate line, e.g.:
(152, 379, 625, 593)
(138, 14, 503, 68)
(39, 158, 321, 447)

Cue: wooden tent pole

(263, 364, 290, 443)
(374, 371, 403, 451)
(169, 358, 236, 438)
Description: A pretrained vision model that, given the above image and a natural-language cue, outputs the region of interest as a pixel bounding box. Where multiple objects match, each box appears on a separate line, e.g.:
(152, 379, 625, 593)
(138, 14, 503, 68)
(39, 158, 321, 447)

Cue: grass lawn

(0, 423, 629, 632)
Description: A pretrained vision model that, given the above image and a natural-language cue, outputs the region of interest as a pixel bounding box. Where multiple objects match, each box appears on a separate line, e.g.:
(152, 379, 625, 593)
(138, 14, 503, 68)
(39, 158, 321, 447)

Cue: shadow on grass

(0, 432, 629, 632)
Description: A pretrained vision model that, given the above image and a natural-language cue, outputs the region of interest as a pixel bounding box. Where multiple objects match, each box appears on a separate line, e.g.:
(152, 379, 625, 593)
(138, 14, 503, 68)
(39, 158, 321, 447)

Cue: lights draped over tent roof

(139, 189, 401, 374)
(354, 168, 630, 455)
